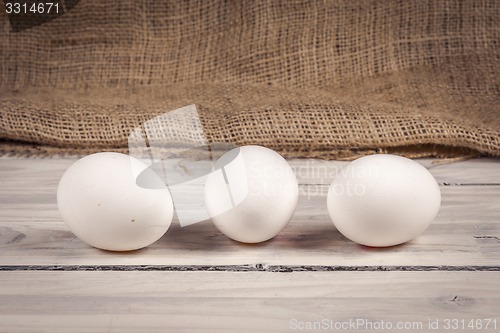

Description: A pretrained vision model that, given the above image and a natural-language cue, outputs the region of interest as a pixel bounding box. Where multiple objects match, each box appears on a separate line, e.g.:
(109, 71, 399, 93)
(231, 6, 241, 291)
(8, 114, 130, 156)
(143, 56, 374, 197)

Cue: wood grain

(0, 157, 499, 332)
(1, 157, 500, 187)
(0, 271, 498, 333)
(0, 158, 499, 266)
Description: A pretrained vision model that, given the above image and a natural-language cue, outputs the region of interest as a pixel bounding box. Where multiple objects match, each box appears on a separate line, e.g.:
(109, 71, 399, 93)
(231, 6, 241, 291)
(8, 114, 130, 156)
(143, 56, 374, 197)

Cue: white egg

(204, 145, 298, 243)
(327, 154, 441, 247)
(57, 152, 174, 251)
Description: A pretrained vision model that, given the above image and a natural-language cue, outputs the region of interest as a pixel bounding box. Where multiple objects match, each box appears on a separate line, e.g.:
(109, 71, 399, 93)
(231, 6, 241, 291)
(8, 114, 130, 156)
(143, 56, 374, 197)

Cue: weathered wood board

(0, 157, 499, 332)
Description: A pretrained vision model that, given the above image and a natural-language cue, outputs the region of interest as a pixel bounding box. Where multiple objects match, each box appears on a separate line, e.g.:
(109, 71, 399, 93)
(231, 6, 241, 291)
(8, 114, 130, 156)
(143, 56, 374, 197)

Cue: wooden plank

(0, 158, 499, 266)
(0, 157, 499, 187)
(287, 158, 500, 185)
(420, 158, 500, 185)
(0, 184, 498, 266)
(0, 271, 498, 332)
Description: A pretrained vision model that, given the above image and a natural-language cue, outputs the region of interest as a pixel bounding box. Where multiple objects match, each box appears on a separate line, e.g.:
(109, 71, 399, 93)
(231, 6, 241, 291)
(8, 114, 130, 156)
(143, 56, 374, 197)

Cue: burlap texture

(0, 0, 499, 158)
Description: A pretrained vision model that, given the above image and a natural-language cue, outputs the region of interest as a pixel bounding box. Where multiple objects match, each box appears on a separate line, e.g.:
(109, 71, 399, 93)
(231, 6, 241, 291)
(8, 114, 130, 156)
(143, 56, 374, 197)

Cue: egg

(327, 154, 441, 247)
(57, 152, 174, 251)
(204, 145, 299, 243)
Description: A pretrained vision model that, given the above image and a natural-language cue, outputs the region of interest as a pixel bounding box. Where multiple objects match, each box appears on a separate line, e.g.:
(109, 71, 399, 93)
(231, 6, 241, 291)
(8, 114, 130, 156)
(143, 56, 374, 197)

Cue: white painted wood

(0, 183, 499, 266)
(288, 158, 500, 185)
(0, 271, 498, 333)
(0, 157, 499, 332)
(1, 157, 499, 187)
(0, 157, 498, 267)
(0, 159, 500, 266)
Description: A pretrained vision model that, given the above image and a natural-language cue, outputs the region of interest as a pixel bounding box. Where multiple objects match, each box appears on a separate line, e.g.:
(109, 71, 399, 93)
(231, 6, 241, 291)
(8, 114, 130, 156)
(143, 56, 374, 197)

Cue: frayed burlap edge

(0, 139, 483, 161)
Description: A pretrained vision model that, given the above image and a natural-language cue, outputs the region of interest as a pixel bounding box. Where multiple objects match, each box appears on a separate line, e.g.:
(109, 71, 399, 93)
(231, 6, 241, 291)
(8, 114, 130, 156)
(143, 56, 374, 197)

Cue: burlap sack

(0, 0, 499, 159)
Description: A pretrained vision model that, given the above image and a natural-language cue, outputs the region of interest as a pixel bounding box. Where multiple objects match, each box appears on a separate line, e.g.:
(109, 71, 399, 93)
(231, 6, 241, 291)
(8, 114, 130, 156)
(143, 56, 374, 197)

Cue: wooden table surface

(0, 157, 499, 332)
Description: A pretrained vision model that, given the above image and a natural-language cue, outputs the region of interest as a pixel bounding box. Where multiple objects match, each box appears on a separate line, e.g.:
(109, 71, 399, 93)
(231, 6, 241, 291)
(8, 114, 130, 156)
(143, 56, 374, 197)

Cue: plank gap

(1, 265, 500, 272)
